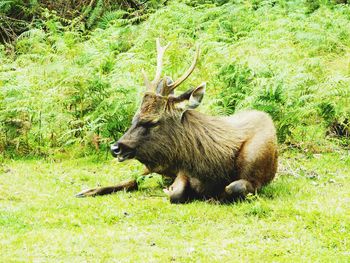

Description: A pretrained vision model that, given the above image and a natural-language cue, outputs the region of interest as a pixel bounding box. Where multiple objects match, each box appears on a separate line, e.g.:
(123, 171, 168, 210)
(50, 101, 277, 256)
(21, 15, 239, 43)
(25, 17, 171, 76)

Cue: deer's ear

(174, 82, 206, 108)
(187, 82, 206, 109)
(177, 83, 206, 121)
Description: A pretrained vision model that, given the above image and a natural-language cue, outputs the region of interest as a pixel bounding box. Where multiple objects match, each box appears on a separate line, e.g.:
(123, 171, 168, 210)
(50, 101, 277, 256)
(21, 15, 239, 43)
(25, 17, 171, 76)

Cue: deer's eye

(138, 120, 159, 128)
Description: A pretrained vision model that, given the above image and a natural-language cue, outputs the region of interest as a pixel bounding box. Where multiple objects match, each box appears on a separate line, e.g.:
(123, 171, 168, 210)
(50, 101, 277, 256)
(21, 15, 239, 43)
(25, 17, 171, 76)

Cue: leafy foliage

(0, 0, 163, 42)
(0, 0, 350, 156)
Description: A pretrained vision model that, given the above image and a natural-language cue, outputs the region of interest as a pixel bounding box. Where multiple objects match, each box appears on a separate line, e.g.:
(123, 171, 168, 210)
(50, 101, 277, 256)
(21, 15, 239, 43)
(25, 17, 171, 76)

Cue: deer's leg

(163, 173, 192, 204)
(76, 166, 151, 198)
(75, 179, 138, 198)
(221, 179, 255, 201)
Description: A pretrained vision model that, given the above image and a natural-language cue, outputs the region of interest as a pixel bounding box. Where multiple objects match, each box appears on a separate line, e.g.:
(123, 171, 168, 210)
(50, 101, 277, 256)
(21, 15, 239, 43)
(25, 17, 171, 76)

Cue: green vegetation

(0, 0, 350, 261)
(0, 0, 161, 42)
(1, 0, 349, 157)
(1, 152, 349, 261)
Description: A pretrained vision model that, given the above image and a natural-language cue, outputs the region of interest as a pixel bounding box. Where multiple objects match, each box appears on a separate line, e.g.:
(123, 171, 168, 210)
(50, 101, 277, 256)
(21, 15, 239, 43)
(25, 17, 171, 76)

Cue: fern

(0, 1, 14, 11)
(17, 28, 45, 40)
(97, 10, 128, 29)
(86, 0, 104, 29)
(1, 0, 350, 156)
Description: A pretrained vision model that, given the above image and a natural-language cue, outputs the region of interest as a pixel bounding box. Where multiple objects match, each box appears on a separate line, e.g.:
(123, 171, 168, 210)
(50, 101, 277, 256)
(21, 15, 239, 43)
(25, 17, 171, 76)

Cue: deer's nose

(110, 144, 120, 157)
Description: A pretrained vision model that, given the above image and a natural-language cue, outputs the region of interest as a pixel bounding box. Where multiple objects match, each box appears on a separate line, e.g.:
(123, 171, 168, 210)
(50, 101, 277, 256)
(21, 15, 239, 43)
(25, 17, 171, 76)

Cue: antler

(162, 45, 200, 95)
(142, 39, 200, 95)
(142, 38, 171, 92)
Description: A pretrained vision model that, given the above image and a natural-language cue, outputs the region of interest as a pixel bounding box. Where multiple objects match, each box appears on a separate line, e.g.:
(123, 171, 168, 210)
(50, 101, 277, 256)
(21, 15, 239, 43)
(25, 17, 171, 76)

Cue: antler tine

(142, 69, 151, 88)
(153, 39, 170, 86)
(166, 45, 200, 94)
(142, 39, 170, 92)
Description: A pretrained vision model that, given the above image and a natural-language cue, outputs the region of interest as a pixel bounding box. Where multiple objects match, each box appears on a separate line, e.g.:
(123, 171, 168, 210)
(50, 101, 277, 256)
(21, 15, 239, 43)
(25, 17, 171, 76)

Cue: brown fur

(76, 40, 278, 203)
(114, 91, 277, 202)
(76, 91, 278, 202)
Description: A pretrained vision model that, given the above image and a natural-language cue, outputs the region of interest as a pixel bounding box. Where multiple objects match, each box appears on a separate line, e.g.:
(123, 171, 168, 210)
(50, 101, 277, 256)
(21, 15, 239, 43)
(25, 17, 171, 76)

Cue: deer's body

(76, 39, 278, 203)
(141, 109, 277, 201)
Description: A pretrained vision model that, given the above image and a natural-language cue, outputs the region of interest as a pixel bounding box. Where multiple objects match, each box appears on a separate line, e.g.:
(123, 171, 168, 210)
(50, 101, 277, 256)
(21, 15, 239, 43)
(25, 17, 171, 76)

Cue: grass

(1, 1, 350, 261)
(1, 150, 349, 262)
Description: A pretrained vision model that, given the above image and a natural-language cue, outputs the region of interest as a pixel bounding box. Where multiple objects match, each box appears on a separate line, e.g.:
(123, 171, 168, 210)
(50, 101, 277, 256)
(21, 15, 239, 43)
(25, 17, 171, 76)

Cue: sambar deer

(76, 39, 278, 203)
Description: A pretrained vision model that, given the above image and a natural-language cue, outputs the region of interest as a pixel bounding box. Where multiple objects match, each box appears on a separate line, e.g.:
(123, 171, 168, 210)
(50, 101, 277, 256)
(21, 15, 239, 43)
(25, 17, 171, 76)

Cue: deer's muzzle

(110, 143, 135, 162)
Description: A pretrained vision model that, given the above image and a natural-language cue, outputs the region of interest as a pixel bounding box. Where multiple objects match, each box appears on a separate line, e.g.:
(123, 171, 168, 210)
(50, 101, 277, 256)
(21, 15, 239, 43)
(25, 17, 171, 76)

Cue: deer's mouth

(117, 151, 136, 162)
(111, 144, 136, 162)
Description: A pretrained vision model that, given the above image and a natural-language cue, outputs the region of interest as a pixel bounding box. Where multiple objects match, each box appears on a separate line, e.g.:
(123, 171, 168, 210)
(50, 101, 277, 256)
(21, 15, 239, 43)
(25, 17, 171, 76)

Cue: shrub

(1, 0, 349, 157)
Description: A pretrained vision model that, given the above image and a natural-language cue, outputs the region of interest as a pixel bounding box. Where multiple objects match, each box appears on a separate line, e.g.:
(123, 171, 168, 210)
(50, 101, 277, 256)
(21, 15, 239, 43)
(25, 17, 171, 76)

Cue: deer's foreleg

(75, 167, 151, 198)
(75, 179, 138, 197)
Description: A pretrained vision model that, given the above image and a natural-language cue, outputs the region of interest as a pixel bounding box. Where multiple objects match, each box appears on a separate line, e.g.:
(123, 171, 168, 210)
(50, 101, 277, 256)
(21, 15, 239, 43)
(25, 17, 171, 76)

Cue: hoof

(75, 188, 98, 198)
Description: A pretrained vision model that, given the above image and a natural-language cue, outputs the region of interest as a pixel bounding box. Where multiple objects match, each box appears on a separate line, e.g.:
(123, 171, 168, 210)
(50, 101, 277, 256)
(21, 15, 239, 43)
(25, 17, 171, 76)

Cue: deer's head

(111, 39, 206, 162)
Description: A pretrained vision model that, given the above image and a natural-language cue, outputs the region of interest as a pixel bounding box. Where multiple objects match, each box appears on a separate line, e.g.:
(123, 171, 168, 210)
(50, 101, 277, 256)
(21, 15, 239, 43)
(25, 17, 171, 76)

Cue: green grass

(1, 150, 349, 262)
(1, 1, 350, 261)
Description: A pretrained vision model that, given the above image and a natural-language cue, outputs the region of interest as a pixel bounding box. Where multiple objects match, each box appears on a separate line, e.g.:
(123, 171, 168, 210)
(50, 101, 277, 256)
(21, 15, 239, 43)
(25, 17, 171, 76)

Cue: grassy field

(1, 1, 350, 262)
(1, 150, 349, 262)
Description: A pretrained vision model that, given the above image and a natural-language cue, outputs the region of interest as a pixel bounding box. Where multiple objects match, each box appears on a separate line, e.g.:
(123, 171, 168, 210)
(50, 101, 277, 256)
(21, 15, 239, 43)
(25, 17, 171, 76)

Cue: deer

(76, 39, 278, 203)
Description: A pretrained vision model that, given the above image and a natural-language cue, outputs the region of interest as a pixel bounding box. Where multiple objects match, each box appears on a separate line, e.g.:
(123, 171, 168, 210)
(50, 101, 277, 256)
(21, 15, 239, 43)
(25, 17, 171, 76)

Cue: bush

(0, 0, 163, 43)
(0, 0, 349, 157)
